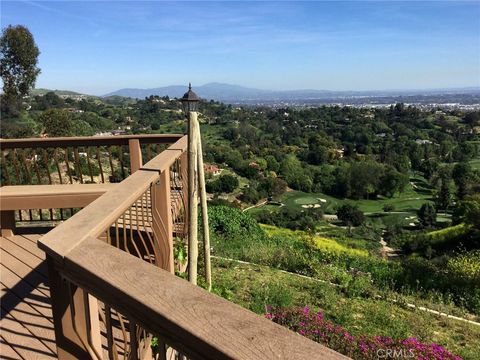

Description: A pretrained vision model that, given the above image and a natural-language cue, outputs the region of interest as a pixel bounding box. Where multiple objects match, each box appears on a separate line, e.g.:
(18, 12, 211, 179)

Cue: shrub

(344, 273, 375, 298)
(447, 250, 480, 283)
(250, 283, 293, 314)
(256, 207, 323, 232)
(261, 225, 368, 258)
(208, 205, 264, 240)
(383, 204, 395, 212)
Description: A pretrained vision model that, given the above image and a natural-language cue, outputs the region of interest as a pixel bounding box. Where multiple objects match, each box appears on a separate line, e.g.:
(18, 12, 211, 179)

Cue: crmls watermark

(377, 348, 415, 359)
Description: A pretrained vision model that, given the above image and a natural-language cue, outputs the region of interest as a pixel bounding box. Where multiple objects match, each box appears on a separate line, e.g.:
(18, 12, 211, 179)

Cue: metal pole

(188, 111, 198, 285)
(196, 122, 212, 291)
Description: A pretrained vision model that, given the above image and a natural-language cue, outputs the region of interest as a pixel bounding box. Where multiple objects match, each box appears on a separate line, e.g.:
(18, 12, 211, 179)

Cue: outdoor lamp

(181, 83, 200, 116)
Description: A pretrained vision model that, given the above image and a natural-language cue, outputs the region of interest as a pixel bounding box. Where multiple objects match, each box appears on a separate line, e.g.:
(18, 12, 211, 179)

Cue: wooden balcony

(0, 135, 346, 359)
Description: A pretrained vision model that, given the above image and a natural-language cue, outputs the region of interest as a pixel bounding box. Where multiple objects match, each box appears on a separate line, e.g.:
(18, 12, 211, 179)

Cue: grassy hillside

(261, 224, 369, 257)
(30, 88, 89, 96)
(211, 258, 480, 360)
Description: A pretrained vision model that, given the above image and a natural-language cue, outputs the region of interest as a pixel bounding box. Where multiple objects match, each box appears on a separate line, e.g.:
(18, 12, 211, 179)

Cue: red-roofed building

(204, 164, 221, 176)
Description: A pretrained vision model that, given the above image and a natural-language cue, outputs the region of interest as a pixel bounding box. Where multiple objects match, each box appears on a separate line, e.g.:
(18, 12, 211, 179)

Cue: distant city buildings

(415, 139, 433, 145)
(94, 129, 128, 136)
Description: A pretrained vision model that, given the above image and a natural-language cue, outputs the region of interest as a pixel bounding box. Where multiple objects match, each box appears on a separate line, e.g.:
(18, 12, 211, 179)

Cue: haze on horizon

(2, 1, 479, 96)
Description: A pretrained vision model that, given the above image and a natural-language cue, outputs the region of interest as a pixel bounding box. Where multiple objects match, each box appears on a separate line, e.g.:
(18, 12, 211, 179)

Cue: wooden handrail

(63, 237, 346, 360)
(38, 136, 187, 263)
(36, 133, 345, 359)
(0, 183, 117, 210)
(0, 134, 183, 149)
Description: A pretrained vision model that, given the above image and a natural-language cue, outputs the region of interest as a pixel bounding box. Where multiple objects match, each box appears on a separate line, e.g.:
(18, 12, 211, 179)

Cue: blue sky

(2, 1, 479, 95)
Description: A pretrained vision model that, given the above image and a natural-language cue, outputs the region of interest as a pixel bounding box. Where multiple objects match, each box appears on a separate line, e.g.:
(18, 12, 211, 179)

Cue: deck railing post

(0, 210, 16, 237)
(188, 113, 199, 285)
(151, 169, 174, 273)
(46, 256, 102, 359)
(129, 139, 143, 173)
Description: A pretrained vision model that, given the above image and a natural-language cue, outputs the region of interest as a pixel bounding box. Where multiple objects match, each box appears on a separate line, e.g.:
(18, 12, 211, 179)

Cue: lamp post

(181, 84, 199, 285)
(181, 83, 200, 114)
(181, 84, 212, 289)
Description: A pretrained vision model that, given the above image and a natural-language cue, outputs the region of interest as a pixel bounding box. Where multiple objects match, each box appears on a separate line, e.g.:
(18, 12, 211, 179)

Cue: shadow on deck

(0, 229, 57, 359)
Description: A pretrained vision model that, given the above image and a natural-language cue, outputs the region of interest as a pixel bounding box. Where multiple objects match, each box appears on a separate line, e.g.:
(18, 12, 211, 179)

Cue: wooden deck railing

(36, 135, 345, 359)
(0, 134, 183, 223)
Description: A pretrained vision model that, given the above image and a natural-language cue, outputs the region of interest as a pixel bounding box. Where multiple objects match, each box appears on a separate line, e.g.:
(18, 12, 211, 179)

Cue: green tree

(218, 174, 239, 193)
(0, 112, 38, 138)
(264, 155, 280, 172)
(452, 162, 472, 200)
(0, 25, 40, 115)
(417, 203, 436, 228)
(72, 120, 95, 136)
(258, 176, 287, 198)
(241, 186, 261, 204)
(206, 174, 239, 194)
(464, 112, 480, 129)
(439, 140, 454, 162)
(43, 91, 65, 108)
(380, 166, 408, 198)
(350, 161, 383, 199)
(435, 179, 453, 213)
(40, 109, 73, 137)
(453, 194, 480, 227)
(336, 203, 365, 234)
(77, 111, 114, 131)
(280, 156, 312, 192)
(453, 142, 475, 162)
(421, 159, 439, 181)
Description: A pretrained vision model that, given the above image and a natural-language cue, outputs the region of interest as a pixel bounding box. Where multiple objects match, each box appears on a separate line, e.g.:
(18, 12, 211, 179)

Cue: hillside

(30, 88, 92, 97)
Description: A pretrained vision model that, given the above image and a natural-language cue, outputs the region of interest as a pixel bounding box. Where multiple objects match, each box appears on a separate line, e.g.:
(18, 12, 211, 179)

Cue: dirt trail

(379, 231, 400, 258)
(242, 199, 268, 212)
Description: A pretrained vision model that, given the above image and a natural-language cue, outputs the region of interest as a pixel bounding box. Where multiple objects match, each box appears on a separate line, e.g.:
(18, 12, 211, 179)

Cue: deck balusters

(86, 147, 95, 182)
(2, 135, 194, 359)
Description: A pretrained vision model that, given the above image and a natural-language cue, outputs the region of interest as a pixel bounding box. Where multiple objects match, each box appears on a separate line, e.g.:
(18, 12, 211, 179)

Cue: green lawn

(279, 189, 429, 215)
(247, 204, 282, 215)
(469, 157, 480, 170)
(247, 175, 434, 228)
(281, 190, 340, 213)
(438, 155, 480, 171)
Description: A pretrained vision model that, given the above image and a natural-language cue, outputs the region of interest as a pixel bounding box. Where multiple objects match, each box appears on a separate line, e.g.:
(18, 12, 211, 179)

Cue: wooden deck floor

(0, 233, 57, 359)
(1, 231, 145, 360)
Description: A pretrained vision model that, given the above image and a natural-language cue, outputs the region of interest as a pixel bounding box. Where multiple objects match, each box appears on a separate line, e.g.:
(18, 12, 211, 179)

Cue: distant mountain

(103, 83, 480, 102)
(103, 86, 186, 99)
(103, 83, 344, 100)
